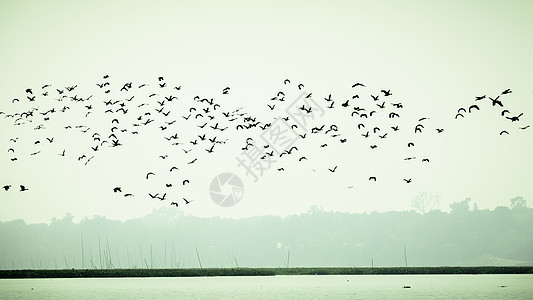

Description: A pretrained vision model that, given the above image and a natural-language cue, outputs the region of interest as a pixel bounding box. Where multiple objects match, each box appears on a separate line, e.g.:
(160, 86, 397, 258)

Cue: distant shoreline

(1, 266, 532, 278)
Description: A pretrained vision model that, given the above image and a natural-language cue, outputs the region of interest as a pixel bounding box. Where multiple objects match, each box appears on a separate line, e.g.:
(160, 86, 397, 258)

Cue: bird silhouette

(489, 96, 503, 107)
(2, 185, 10, 191)
(113, 187, 122, 193)
(369, 177, 377, 181)
(499, 130, 509, 135)
(506, 113, 523, 122)
(414, 124, 424, 133)
(468, 105, 480, 113)
(381, 89, 392, 96)
(19, 185, 29, 192)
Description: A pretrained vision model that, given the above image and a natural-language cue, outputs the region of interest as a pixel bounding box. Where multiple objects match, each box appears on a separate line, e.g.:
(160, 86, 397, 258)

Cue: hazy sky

(1, 0, 532, 223)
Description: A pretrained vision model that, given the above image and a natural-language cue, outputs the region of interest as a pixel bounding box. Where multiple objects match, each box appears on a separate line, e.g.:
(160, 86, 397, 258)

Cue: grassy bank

(1, 266, 532, 278)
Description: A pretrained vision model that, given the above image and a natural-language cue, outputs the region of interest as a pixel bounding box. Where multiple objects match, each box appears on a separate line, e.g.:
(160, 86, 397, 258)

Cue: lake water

(1, 274, 532, 299)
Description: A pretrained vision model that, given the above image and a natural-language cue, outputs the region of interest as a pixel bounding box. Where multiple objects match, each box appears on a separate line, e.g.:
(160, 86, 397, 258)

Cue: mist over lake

(1, 203, 531, 270)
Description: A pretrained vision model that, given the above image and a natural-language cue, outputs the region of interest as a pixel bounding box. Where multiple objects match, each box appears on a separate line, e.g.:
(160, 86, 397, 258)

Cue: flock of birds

(1, 75, 529, 209)
(454, 89, 529, 135)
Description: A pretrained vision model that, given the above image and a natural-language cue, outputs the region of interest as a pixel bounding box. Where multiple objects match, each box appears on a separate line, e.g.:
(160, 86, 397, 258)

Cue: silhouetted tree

(510, 196, 526, 209)
(449, 197, 471, 213)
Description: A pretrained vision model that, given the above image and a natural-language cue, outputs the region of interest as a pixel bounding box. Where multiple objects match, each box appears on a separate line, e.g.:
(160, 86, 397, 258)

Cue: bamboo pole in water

(116, 248, 121, 269)
(89, 249, 95, 269)
(126, 245, 131, 269)
(404, 244, 408, 267)
(98, 236, 102, 269)
(144, 259, 149, 269)
(286, 249, 290, 268)
(139, 246, 143, 269)
(81, 233, 84, 269)
(106, 236, 113, 269)
(195, 247, 203, 269)
(171, 241, 174, 268)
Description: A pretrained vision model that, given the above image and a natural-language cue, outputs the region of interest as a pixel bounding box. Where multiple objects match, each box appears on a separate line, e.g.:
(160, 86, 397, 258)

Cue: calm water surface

(1, 274, 532, 299)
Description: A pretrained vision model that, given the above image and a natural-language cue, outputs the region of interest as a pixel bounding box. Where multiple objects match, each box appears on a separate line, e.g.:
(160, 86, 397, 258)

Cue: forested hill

(1, 202, 531, 269)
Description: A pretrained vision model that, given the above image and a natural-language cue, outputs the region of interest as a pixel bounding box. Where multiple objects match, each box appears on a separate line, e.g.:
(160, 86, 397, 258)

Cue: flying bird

(489, 96, 503, 107)
(506, 113, 523, 122)
(468, 105, 480, 113)
(381, 89, 392, 96)
(414, 124, 424, 133)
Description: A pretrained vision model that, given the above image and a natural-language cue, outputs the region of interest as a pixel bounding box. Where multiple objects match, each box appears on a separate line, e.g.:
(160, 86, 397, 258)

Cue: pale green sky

(1, 0, 532, 223)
